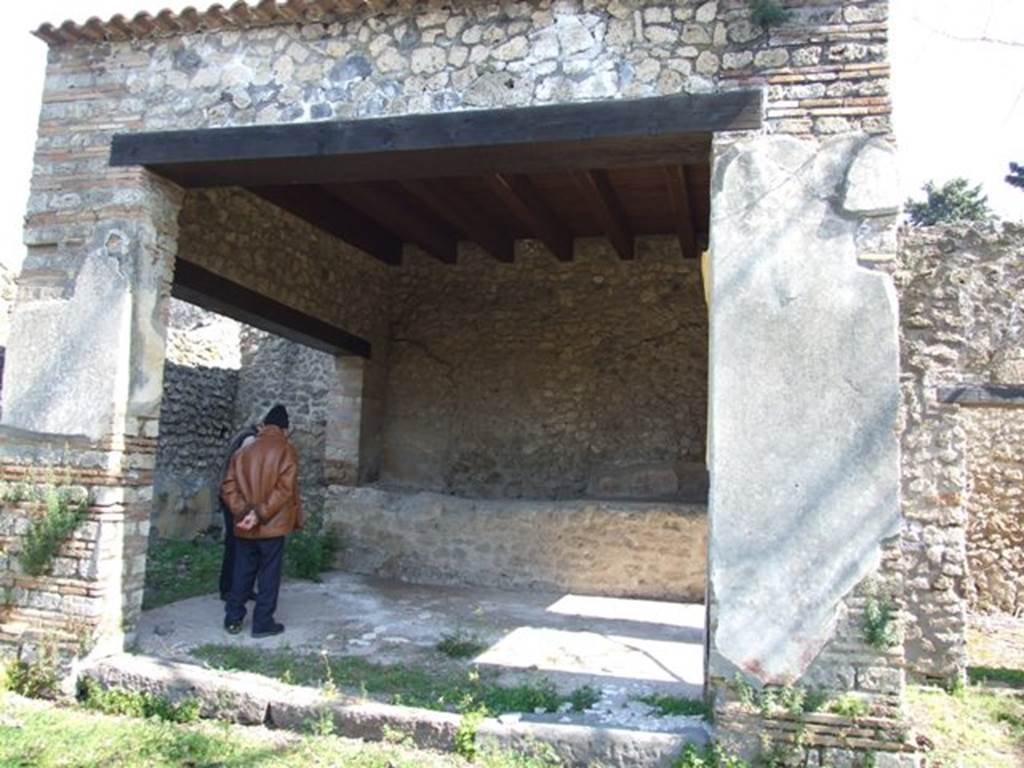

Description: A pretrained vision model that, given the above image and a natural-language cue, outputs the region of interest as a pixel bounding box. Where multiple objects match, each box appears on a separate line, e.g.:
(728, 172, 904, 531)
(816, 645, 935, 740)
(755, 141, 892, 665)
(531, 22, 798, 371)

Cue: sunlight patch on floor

(545, 594, 705, 629)
(474, 626, 704, 684)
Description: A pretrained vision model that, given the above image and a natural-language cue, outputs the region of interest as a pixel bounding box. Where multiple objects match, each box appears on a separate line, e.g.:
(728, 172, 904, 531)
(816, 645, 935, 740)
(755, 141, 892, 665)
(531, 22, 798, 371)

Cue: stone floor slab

(134, 571, 707, 734)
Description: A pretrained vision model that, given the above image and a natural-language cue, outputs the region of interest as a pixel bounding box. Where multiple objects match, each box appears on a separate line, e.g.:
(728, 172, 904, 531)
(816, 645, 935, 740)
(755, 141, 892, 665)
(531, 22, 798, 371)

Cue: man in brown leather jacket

(221, 404, 302, 637)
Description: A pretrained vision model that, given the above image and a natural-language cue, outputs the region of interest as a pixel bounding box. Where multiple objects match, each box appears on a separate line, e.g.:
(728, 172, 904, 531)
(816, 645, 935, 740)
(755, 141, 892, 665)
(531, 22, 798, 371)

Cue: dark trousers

(225, 536, 285, 632)
(219, 505, 236, 599)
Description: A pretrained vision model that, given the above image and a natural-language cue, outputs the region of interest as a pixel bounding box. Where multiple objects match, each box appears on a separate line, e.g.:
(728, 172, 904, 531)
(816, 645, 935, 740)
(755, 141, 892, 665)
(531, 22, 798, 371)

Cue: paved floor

(136, 572, 707, 733)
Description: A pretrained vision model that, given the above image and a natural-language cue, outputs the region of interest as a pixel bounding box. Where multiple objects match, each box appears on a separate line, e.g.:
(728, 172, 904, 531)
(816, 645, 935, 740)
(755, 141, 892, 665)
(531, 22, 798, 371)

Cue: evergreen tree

(905, 178, 994, 226)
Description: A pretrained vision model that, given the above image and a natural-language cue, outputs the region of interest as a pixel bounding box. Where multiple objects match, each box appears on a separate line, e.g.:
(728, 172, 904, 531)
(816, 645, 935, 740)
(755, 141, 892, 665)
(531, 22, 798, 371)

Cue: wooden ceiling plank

(399, 179, 515, 263)
(573, 169, 634, 260)
(327, 181, 458, 264)
(488, 174, 574, 263)
(664, 165, 699, 260)
(248, 185, 402, 266)
(173, 259, 371, 358)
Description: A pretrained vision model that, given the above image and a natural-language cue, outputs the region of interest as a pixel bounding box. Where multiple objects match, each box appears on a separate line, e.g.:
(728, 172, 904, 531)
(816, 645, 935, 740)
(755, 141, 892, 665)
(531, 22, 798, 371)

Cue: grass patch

(77, 677, 201, 723)
(142, 538, 223, 610)
(0, 695, 466, 767)
(969, 666, 1024, 689)
(906, 683, 1024, 768)
(0, 695, 566, 767)
(436, 631, 487, 660)
(635, 694, 709, 718)
(193, 644, 597, 716)
(143, 529, 337, 610)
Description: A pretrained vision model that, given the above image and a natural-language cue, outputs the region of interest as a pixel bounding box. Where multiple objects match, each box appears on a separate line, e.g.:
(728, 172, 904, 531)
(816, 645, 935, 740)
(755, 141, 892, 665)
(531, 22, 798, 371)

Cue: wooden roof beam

(573, 169, 634, 260)
(248, 185, 402, 266)
(398, 179, 515, 263)
(488, 174, 573, 263)
(325, 182, 458, 264)
(664, 165, 699, 260)
(172, 259, 371, 358)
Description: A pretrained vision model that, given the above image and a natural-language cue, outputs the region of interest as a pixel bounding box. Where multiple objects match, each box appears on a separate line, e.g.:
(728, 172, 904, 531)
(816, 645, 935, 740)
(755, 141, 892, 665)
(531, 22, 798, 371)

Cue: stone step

(83, 653, 709, 768)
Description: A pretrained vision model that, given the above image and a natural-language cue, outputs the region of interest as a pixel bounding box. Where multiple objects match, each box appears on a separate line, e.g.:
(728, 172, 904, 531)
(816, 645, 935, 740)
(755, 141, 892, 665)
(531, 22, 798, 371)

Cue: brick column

(0, 167, 182, 657)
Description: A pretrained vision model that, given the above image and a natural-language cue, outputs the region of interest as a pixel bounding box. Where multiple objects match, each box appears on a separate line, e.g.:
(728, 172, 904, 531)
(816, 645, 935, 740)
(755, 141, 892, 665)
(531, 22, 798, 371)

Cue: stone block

(843, 139, 901, 216)
(707, 135, 900, 684)
(3, 249, 131, 439)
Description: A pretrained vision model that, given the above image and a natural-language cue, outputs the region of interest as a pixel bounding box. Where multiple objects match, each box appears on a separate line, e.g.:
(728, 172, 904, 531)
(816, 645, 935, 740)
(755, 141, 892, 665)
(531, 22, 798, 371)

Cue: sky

(0, 0, 1021, 273)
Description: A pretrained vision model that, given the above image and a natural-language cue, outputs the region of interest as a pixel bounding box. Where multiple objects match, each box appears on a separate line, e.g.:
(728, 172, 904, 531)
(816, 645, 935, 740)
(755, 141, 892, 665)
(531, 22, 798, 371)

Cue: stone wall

(384, 239, 707, 499)
(895, 223, 1024, 682)
(151, 300, 242, 540)
(330, 486, 707, 600)
(38, 0, 891, 138)
(964, 408, 1024, 614)
(176, 185, 392, 491)
(153, 363, 238, 539)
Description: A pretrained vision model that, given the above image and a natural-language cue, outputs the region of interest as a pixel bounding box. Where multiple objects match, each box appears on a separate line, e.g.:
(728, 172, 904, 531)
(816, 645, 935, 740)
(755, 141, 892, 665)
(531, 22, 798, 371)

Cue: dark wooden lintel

(664, 165, 699, 260)
(325, 182, 458, 264)
(399, 179, 514, 263)
(111, 92, 760, 187)
(573, 169, 633, 260)
(172, 259, 371, 358)
(489, 174, 573, 263)
(248, 185, 402, 266)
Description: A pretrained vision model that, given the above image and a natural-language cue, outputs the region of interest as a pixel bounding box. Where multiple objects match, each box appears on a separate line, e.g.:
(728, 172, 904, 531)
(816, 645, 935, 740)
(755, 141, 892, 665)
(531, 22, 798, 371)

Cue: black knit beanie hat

(264, 404, 289, 430)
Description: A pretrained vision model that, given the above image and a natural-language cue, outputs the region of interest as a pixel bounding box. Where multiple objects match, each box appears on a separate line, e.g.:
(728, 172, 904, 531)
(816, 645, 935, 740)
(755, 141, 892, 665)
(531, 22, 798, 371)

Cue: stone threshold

(83, 653, 708, 768)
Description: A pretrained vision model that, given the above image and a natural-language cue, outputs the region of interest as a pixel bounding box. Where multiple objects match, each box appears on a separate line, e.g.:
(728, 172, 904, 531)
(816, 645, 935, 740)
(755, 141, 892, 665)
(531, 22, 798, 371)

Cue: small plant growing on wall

(863, 596, 901, 650)
(749, 0, 792, 27)
(15, 486, 90, 577)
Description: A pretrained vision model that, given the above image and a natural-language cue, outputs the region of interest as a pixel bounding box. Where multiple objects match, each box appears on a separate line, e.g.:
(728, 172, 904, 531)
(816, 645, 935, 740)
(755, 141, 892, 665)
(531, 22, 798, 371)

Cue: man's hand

(236, 510, 259, 532)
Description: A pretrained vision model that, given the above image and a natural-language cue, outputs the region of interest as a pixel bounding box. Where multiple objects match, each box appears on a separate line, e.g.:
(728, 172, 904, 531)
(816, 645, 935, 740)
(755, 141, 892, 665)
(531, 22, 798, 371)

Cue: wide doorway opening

(122, 91, 758, 731)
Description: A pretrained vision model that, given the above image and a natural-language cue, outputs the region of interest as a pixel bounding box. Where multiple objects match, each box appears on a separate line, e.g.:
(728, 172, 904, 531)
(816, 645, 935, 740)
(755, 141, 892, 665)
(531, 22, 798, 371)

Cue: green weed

(17, 487, 89, 577)
(435, 630, 486, 660)
(863, 597, 900, 651)
(193, 644, 596, 717)
(78, 676, 201, 723)
(635, 694, 709, 718)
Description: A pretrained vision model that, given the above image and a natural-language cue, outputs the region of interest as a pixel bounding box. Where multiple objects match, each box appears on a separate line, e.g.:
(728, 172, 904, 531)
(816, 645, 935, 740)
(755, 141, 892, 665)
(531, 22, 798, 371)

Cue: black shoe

(252, 622, 284, 639)
(224, 621, 243, 635)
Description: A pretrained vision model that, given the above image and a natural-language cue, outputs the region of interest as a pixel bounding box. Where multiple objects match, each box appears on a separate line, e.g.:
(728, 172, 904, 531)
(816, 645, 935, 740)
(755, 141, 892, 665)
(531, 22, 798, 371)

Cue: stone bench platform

(326, 486, 707, 602)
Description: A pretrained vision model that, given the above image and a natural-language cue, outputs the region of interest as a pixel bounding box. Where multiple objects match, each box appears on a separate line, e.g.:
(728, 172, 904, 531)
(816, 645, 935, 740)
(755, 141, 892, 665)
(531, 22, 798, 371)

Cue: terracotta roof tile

(33, 1, 373, 46)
